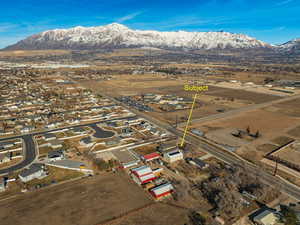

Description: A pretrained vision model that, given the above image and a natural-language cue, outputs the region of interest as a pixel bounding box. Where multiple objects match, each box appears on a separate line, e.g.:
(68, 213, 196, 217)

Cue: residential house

(105, 136, 121, 146)
(80, 137, 94, 147)
(126, 117, 140, 125)
(0, 178, 6, 192)
(48, 150, 64, 162)
(72, 127, 85, 135)
(18, 164, 46, 183)
(121, 127, 133, 137)
(43, 133, 56, 141)
(186, 158, 209, 169)
(0, 153, 11, 164)
(49, 140, 63, 149)
(149, 127, 160, 136)
(0, 141, 14, 150)
(158, 142, 177, 153)
(163, 149, 183, 163)
(251, 208, 279, 225)
(106, 121, 118, 128)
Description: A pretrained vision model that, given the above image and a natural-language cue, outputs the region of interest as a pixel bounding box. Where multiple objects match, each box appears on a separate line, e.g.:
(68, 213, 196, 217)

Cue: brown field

(97, 48, 153, 58)
(0, 173, 152, 225)
(107, 203, 189, 225)
(272, 145, 300, 166)
(0, 50, 70, 57)
(83, 75, 280, 104)
(81, 74, 281, 124)
(271, 136, 294, 146)
(190, 107, 300, 164)
(205, 88, 280, 103)
(133, 144, 158, 155)
(193, 109, 300, 140)
(288, 125, 300, 137)
(271, 99, 300, 117)
(256, 143, 279, 154)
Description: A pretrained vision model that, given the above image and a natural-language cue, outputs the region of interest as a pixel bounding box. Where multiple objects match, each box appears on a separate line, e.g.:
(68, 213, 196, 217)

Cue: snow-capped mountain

(277, 38, 300, 51)
(4, 23, 271, 50)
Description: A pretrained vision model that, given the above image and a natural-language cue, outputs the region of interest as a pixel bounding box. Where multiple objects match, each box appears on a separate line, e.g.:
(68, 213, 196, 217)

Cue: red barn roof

(142, 152, 160, 162)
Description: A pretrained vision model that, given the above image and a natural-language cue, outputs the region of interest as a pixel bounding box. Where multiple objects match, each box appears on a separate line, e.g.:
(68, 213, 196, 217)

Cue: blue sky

(0, 0, 300, 48)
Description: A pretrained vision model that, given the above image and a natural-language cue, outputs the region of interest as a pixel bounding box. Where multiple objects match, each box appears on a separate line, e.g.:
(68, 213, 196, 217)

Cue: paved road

(184, 134, 300, 201)
(80, 79, 300, 200)
(103, 93, 300, 201)
(0, 115, 136, 175)
(0, 135, 36, 175)
(178, 94, 300, 127)
(89, 124, 115, 138)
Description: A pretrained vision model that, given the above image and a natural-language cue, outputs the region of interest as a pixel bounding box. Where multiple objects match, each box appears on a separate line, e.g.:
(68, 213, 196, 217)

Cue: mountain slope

(4, 23, 271, 50)
(277, 38, 300, 52)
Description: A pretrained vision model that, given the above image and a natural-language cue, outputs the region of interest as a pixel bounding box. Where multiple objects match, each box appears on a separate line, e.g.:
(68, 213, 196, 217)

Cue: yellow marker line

(180, 93, 198, 147)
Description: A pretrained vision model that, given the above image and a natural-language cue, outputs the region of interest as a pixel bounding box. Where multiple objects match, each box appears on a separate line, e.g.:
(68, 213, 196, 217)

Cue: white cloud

(0, 23, 17, 33)
(116, 11, 143, 23)
(276, 0, 293, 6)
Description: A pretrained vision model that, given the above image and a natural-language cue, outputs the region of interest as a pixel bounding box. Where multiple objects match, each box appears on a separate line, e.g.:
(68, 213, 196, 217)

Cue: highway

(59, 79, 300, 200)
(103, 93, 300, 201)
(184, 134, 300, 201)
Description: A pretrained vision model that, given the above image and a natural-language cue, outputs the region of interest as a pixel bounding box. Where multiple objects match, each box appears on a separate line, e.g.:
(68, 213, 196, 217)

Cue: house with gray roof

(48, 150, 64, 162)
(18, 163, 46, 183)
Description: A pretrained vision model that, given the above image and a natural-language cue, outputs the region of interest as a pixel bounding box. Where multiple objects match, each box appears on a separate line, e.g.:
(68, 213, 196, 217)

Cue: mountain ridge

(4, 23, 278, 51)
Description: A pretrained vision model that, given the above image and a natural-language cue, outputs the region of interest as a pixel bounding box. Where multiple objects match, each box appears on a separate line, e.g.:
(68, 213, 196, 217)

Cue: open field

(192, 109, 300, 141)
(0, 173, 152, 225)
(107, 203, 189, 225)
(81, 74, 282, 124)
(264, 98, 300, 117)
(0, 50, 70, 57)
(190, 107, 300, 165)
(272, 144, 300, 166)
(82, 75, 281, 103)
(288, 125, 300, 137)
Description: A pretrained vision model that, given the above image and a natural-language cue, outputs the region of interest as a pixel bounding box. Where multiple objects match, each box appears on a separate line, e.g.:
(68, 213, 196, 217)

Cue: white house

(0, 153, 11, 164)
(0, 178, 6, 192)
(49, 140, 63, 149)
(79, 137, 94, 148)
(18, 164, 46, 183)
(252, 209, 279, 225)
(43, 133, 56, 141)
(48, 150, 64, 162)
(20, 126, 35, 133)
(163, 149, 183, 163)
